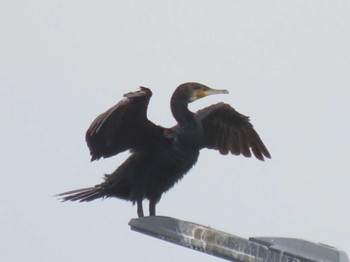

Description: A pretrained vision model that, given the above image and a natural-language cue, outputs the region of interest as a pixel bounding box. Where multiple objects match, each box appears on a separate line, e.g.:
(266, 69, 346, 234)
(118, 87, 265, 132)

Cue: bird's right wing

(86, 87, 163, 161)
(195, 102, 271, 161)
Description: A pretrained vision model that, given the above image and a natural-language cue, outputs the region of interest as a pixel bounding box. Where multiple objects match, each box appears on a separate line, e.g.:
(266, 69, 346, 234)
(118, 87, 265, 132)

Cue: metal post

(129, 216, 349, 262)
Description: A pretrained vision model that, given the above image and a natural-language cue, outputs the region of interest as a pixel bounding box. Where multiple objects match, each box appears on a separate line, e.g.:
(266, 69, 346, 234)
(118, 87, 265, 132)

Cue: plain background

(1, 1, 349, 261)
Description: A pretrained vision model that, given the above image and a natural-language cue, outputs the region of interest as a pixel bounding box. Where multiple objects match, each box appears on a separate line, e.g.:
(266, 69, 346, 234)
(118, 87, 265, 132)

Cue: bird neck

(170, 97, 194, 125)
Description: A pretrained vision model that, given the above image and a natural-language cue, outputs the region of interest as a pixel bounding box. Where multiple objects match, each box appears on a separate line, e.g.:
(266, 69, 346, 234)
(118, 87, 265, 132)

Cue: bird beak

(198, 87, 229, 98)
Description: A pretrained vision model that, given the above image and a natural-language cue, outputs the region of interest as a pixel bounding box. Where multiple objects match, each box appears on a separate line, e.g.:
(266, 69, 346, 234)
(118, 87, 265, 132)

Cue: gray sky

(1, 1, 350, 261)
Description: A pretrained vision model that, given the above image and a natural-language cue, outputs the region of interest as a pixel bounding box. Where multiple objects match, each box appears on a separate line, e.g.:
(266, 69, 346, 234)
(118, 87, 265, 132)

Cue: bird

(57, 82, 271, 217)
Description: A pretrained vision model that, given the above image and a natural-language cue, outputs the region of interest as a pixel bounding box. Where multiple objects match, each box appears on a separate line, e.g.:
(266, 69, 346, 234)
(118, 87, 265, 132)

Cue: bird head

(178, 82, 229, 103)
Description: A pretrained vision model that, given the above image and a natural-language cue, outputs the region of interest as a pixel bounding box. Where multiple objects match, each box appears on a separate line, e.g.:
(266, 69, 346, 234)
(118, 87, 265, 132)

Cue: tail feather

(56, 186, 105, 202)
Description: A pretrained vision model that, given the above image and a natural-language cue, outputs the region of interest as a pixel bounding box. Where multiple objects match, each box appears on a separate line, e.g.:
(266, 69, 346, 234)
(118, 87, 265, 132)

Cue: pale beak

(203, 88, 229, 97)
(189, 84, 229, 102)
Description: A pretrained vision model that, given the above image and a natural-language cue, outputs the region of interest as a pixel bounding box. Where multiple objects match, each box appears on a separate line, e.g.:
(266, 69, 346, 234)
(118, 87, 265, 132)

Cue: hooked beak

(192, 87, 229, 101)
(201, 87, 229, 97)
(187, 83, 229, 102)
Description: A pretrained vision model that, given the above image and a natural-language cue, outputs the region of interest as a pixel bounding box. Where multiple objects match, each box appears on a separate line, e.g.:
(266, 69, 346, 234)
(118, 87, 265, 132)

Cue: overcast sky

(1, 1, 350, 261)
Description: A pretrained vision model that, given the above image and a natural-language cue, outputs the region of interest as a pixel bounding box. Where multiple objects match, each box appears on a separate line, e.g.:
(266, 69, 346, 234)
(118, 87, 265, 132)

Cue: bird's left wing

(195, 102, 271, 161)
(86, 87, 164, 161)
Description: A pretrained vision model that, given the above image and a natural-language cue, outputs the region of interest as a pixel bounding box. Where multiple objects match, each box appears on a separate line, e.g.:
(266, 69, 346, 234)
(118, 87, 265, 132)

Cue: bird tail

(56, 185, 106, 202)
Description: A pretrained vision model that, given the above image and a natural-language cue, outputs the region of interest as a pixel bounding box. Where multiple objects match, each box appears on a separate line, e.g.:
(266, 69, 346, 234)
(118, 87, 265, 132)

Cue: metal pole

(129, 216, 349, 262)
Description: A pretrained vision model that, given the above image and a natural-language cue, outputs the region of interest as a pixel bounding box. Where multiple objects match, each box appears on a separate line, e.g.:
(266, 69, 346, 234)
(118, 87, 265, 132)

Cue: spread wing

(86, 87, 164, 161)
(195, 102, 271, 161)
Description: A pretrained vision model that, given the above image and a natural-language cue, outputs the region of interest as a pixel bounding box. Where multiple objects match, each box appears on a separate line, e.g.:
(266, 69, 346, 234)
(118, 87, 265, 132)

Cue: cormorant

(58, 82, 271, 217)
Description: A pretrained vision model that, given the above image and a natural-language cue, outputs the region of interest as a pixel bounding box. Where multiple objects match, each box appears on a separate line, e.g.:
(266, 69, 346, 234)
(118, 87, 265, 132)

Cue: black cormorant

(58, 82, 271, 217)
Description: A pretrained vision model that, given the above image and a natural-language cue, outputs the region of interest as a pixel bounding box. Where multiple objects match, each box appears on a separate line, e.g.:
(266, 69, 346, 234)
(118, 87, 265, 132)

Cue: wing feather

(195, 102, 271, 161)
(86, 87, 164, 161)
(229, 126, 241, 155)
(239, 127, 252, 158)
